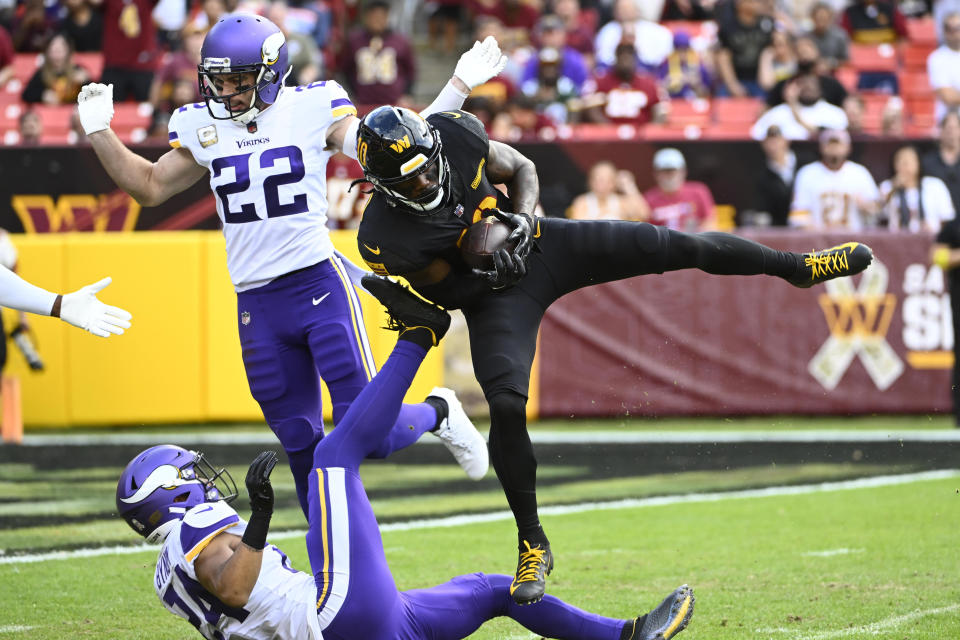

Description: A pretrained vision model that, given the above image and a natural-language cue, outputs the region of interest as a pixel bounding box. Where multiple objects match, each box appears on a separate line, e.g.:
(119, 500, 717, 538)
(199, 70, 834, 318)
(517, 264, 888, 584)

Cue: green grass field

(1, 418, 958, 640)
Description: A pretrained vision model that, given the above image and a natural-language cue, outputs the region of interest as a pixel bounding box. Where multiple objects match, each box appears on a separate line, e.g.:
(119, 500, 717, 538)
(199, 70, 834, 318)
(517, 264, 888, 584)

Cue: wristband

(51, 294, 62, 318)
(241, 510, 271, 550)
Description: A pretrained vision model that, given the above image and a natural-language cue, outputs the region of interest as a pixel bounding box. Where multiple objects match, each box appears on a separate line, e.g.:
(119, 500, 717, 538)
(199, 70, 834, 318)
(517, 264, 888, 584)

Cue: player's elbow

(217, 584, 253, 608)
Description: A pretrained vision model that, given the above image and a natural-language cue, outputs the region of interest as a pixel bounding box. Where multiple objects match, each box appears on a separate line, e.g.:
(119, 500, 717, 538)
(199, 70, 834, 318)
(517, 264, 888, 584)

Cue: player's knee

(487, 391, 526, 426)
(270, 418, 323, 453)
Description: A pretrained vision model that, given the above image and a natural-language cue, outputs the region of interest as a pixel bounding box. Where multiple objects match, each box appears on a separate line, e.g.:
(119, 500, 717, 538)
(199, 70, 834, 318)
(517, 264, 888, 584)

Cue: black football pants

(461, 218, 801, 543)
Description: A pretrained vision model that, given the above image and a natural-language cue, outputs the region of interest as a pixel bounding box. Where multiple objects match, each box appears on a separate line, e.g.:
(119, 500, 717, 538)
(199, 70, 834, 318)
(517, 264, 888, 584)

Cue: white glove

(76, 83, 115, 135)
(453, 36, 508, 91)
(60, 277, 132, 338)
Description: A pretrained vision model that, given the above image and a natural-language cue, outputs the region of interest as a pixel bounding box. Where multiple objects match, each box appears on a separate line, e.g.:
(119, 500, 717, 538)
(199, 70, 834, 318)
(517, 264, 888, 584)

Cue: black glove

(473, 247, 527, 290)
(241, 451, 277, 550)
(245, 450, 278, 515)
(490, 208, 535, 262)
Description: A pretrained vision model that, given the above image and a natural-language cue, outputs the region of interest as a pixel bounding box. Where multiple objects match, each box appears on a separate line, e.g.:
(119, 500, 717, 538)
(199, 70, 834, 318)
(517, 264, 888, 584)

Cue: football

(460, 216, 517, 270)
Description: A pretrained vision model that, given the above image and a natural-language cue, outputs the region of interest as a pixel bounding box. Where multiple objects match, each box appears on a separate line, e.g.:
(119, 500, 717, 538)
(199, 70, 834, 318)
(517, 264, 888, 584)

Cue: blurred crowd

(4, 0, 960, 237)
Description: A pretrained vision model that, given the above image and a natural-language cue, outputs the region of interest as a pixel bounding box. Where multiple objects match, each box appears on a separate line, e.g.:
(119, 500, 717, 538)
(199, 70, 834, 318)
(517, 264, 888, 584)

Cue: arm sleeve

(327, 80, 358, 122)
(340, 117, 359, 161)
(0, 265, 58, 316)
(419, 80, 469, 118)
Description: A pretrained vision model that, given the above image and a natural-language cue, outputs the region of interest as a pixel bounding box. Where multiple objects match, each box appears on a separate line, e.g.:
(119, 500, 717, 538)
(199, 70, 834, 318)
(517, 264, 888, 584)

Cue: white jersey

(154, 501, 322, 640)
(168, 82, 357, 292)
(790, 160, 879, 231)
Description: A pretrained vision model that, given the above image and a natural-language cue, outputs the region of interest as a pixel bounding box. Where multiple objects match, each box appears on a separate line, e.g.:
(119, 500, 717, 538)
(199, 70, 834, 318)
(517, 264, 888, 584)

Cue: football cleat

(510, 540, 554, 605)
(362, 275, 451, 345)
(787, 241, 873, 288)
(621, 584, 695, 640)
(427, 387, 489, 480)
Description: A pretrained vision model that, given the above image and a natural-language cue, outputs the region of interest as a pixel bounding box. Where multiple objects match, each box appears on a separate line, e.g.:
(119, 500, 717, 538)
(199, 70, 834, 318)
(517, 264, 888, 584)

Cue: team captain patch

(197, 125, 218, 148)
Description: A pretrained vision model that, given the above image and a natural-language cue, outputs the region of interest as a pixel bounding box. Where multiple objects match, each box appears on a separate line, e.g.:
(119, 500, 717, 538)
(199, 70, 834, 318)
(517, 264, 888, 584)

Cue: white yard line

(756, 603, 960, 638)
(0, 626, 35, 634)
(800, 548, 865, 557)
(1, 469, 955, 566)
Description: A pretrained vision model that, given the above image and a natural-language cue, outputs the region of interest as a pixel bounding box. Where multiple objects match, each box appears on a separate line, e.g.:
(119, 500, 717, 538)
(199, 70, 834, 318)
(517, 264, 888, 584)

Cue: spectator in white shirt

(928, 12, 960, 124)
(751, 70, 848, 140)
(790, 128, 879, 230)
(879, 146, 956, 233)
(594, 0, 673, 72)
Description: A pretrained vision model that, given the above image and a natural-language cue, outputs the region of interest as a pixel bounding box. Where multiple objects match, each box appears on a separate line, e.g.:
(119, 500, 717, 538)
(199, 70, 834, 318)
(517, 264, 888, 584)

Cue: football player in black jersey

(354, 105, 874, 605)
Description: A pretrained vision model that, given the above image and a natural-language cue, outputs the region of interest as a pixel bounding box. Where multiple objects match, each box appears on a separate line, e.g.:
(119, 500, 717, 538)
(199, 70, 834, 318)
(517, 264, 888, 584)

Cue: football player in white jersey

(80, 14, 506, 516)
(116, 279, 695, 640)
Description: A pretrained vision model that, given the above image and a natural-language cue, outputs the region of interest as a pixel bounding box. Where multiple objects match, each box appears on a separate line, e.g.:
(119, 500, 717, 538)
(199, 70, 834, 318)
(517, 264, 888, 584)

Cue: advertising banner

(538, 231, 953, 417)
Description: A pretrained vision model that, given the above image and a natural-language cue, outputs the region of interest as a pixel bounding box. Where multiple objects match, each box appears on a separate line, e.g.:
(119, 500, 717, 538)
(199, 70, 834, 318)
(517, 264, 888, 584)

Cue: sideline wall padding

(8, 231, 444, 427)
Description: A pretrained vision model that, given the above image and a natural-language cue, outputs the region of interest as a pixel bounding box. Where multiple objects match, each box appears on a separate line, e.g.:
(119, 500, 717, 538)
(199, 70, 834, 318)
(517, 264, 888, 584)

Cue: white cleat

(428, 387, 488, 480)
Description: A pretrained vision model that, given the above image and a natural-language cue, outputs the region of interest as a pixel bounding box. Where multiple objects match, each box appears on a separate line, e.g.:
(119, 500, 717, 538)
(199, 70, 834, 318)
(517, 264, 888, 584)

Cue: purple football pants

(305, 340, 627, 640)
(237, 256, 436, 517)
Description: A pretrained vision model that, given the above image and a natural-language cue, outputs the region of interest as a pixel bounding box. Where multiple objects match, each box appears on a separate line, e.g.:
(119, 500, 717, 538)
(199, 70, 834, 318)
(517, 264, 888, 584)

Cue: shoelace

(513, 540, 548, 585)
(804, 246, 850, 280)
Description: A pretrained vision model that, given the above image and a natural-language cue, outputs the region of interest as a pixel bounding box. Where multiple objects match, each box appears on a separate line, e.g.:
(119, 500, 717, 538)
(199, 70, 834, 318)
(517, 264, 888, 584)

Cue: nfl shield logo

(241, 311, 251, 326)
(453, 204, 464, 219)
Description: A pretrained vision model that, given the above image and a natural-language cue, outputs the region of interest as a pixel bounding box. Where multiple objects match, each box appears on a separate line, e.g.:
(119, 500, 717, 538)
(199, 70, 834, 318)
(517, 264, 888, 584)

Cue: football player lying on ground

(115, 277, 695, 640)
(0, 266, 131, 337)
(82, 14, 505, 515)
(353, 106, 875, 604)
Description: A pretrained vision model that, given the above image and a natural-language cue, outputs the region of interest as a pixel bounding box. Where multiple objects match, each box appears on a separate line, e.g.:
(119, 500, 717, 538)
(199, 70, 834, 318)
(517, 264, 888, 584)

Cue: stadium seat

(907, 96, 936, 128)
(73, 52, 104, 81)
(849, 44, 898, 73)
(570, 123, 624, 141)
(898, 71, 932, 96)
(32, 105, 74, 136)
(665, 99, 710, 128)
(834, 65, 858, 92)
(902, 44, 935, 71)
(906, 17, 938, 46)
(712, 97, 763, 125)
(12, 54, 40, 85)
(702, 122, 753, 140)
(643, 123, 702, 141)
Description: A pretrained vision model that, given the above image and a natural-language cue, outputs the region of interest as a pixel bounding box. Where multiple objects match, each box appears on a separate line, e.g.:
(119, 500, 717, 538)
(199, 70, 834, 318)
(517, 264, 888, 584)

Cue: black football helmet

(356, 106, 450, 213)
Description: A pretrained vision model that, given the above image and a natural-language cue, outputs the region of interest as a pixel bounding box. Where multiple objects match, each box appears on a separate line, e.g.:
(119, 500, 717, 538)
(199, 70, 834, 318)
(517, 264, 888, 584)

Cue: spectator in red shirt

(471, 0, 540, 39)
(581, 42, 663, 126)
(0, 25, 14, 90)
(643, 148, 717, 231)
(338, 0, 416, 106)
(841, 0, 907, 44)
(99, 0, 160, 102)
(148, 23, 204, 113)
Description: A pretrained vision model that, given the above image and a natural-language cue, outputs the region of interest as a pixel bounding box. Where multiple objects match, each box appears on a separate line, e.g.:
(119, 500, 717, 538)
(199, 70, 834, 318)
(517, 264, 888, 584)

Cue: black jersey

(357, 110, 513, 308)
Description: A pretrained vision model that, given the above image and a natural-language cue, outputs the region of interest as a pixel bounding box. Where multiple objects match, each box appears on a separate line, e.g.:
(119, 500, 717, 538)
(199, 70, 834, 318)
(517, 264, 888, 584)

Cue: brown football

(460, 216, 517, 270)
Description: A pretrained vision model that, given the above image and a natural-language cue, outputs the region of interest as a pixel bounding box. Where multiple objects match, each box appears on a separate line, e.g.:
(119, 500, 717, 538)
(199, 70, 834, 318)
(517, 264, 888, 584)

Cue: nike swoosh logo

(441, 111, 462, 118)
(363, 243, 381, 255)
(312, 292, 331, 305)
(194, 505, 213, 514)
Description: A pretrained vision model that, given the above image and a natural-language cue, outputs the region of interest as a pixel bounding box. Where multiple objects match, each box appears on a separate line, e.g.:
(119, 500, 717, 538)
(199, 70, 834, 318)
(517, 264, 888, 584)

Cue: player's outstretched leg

(783, 241, 874, 288)
(404, 573, 694, 640)
(540, 219, 873, 297)
(362, 275, 489, 480)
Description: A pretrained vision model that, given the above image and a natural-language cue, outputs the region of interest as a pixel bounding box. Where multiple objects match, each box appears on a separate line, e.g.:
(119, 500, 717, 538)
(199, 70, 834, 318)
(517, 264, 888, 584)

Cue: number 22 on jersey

(211, 145, 308, 224)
